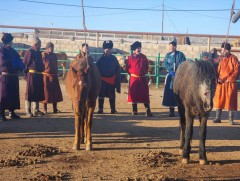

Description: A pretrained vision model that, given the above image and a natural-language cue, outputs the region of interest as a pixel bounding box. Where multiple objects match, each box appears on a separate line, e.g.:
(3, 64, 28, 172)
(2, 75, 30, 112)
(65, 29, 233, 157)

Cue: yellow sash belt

(130, 74, 146, 78)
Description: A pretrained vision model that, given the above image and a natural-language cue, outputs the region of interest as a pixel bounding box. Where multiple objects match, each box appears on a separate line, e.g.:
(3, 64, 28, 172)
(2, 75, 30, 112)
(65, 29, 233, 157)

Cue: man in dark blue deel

(96, 40, 121, 114)
(0, 33, 24, 121)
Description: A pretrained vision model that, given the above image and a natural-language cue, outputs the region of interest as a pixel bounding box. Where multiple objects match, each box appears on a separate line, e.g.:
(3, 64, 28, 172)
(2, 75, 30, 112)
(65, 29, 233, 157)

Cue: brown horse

(66, 58, 101, 151)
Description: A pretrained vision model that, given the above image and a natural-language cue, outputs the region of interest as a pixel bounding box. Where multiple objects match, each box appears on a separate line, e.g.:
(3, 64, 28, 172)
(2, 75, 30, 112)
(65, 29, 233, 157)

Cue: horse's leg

(73, 103, 81, 150)
(80, 110, 85, 144)
(84, 110, 87, 144)
(182, 109, 193, 164)
(85, 101, 96, 151)
(178, 105, 186, 154)
(199, 113, 209, 165)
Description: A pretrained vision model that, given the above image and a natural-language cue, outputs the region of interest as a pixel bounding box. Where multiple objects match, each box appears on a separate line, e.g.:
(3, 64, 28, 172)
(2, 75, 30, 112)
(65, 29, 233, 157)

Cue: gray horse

(173, 60, 217, 165)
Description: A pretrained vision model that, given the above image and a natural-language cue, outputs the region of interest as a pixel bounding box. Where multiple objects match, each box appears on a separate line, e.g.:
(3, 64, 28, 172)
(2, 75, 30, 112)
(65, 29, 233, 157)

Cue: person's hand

(169, 71, 175, 77)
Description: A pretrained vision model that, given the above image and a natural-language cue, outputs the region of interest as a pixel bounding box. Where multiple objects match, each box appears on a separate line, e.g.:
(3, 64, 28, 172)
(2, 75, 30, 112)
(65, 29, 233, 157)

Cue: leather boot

(213, 109, 222, 123)
(0, 110, 7, 121)
(169, 107, 175, 117)
(144, 103, 153, 117)
(229, 111, 234, 125)
(109, 99, 117, 114)
(53, 103, 60, 113)
(98, 98, 104, 114)
(132, 103, 137, 115)
(9, 110, 20, 119)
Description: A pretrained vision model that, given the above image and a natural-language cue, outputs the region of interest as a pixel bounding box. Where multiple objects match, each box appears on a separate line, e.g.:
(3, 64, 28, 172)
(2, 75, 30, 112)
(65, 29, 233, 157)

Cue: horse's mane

(192, 60, 217, 82)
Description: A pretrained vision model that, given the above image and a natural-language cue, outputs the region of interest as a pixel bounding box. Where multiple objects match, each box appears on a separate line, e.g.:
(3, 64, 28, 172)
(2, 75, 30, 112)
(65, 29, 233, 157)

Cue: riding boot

(98, 98, 104, 114)
(213, 109, 222, 123)
(132, 103, 137, 115)
(229, 111, 234, 125)
(169, 107, 175, 117)
(53, 103, 60, 113)
(9, 110, 20, 119)
(144, 103, 153, 117)
(109, 98, 117, 114)
(0, 109, 7, 121)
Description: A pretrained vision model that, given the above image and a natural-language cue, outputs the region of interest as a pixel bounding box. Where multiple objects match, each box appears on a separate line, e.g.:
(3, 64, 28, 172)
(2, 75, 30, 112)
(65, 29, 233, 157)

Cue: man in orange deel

(213, 42, 239, 125)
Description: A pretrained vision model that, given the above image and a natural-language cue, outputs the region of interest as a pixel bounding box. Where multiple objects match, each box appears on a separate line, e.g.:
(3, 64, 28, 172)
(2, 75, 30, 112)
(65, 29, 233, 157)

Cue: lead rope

(81, 0, 89, 72)
(224, 0, 236, 54)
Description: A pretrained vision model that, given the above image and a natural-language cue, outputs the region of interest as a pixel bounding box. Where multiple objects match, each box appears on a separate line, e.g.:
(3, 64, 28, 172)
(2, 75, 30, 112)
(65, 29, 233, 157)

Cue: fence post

(156, 53, 160, 88)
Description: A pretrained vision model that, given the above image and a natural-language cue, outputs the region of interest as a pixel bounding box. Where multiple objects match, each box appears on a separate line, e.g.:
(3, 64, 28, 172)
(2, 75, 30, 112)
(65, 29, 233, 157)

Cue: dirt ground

(0, 79, 240, 181)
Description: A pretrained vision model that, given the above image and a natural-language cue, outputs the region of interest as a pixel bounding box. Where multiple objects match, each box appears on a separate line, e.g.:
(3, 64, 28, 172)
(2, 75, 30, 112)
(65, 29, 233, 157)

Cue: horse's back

(174, 60, 194, 94)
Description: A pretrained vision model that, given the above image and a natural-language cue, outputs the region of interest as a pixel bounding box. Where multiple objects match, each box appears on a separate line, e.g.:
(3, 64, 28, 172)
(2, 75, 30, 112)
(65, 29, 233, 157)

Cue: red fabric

(101, 75, 116, 85)
(126, 53, 149, 103)
(213, 54, 239, 111)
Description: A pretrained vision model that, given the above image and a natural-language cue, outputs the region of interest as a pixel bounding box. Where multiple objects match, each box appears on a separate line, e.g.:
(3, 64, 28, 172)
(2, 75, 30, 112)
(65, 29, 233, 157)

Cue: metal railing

(15, 47, 240, 86)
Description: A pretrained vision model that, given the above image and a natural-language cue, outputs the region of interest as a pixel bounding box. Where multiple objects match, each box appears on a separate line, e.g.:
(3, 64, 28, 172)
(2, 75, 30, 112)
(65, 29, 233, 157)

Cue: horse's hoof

(178, 149, 183, 154)
(182, 158, 189, 164)
(72, 144, 80, 150)
(199, 159, 208, 165)
(85, 144, 92, 151)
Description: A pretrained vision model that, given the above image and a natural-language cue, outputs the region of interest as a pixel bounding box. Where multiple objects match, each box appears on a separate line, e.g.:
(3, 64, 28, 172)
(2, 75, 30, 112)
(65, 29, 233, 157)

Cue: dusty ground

(0, 80, 240, 181)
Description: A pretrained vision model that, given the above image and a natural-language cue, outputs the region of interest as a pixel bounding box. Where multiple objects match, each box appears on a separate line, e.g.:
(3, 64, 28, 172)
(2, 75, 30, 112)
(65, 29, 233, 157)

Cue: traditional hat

(82, 43, 89, 47)
(103, 40, 113, 49)
(221, 42, 231, 51)
(130, 41, 141, 51)
(169, 41, 177, 46)
(32, 37, 41, 45)
(46, 42, 54, 48)
(1, 33, 13, 44)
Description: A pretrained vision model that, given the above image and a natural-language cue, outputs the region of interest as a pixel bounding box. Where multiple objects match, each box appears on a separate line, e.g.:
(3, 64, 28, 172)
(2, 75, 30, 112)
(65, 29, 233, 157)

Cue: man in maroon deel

(126, 41, 152, 117)
(41, 42, 63, 114)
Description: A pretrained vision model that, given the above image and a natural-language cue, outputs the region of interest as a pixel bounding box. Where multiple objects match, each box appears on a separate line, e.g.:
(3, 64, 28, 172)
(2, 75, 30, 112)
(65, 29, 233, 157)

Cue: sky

(1, 0, 240, 36)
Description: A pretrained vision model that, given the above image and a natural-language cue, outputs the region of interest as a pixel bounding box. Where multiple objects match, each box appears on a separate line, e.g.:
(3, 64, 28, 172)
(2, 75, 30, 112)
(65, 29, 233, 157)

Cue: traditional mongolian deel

(0, 46, 24, 110)
(96, 54, 121, 99)
(213, 54, 239, 111)
(162, 51, 186, 107)
(23, 47, 45, 102)
(42, 51, 63, 104)
(126, 53, 149, 103)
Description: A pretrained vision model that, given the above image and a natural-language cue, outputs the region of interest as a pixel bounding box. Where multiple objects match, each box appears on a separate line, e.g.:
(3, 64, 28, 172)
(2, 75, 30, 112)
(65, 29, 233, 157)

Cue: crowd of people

(0, 33, 239, 125)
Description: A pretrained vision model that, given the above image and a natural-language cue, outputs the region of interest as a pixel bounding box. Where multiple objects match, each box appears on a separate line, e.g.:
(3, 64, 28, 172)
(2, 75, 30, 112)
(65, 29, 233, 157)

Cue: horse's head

(195, 61, 217, 112)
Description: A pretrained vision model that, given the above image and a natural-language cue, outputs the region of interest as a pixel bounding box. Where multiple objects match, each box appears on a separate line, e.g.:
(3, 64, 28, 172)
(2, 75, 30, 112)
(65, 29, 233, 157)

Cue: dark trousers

(98, 98, 116, 111)
(44, 103, 58, 111)
(132, 103, 150, 112)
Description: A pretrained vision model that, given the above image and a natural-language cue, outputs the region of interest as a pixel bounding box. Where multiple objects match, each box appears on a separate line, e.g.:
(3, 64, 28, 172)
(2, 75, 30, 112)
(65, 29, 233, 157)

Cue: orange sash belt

(101, 75, 116, 85)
